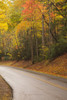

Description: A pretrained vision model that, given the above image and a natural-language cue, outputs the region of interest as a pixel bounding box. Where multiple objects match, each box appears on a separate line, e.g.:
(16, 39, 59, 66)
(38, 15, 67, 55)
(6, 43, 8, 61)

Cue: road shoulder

(0, 75, 13, 100)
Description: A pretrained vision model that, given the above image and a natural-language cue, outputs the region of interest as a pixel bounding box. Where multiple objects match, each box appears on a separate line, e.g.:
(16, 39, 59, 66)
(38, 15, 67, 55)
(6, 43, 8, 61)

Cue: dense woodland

(0, 0, 67, 63)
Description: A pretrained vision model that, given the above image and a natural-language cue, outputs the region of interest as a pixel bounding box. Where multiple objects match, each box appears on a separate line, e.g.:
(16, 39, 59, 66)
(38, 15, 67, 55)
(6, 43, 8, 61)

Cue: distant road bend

(0, 66, 67, 100)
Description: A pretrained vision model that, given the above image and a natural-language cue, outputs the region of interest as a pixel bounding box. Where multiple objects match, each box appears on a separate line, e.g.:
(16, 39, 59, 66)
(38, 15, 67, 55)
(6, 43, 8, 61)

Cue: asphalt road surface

(0, 66, 67, 100)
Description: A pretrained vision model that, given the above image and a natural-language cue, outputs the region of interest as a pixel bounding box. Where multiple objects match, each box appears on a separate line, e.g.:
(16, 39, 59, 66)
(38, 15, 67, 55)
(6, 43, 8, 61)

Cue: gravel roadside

(0, 75, 13, 100)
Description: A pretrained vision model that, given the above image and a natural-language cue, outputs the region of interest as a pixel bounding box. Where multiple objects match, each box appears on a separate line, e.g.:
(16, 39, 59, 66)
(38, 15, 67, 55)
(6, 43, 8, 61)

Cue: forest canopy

(0, 0, 67, 63)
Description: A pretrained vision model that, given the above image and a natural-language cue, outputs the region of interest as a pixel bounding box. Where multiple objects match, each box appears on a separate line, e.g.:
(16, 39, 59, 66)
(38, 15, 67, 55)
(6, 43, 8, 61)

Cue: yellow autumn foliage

(0, 23, 8, 30)
(55, 15, 63, 19)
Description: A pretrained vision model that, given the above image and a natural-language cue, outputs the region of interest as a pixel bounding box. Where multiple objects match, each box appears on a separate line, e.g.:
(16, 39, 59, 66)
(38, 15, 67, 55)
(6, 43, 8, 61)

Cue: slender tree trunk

(48, 0, 52, 44)
(64, 1, 67, 35)
(41, 13, 45, 59)
(30, 27, 34, 64)
(36, 32, 38, 62)
(42, 14, 45, 47)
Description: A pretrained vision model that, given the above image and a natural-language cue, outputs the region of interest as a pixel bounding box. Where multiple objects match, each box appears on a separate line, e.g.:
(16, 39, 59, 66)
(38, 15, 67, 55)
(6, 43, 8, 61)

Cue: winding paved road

(0, 66, 67, 100)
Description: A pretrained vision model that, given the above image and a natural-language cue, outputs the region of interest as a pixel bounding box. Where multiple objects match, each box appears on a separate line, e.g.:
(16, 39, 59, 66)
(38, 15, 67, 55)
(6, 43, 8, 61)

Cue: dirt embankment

(0, 53, 67, 78)
(0, 75, 13, 100)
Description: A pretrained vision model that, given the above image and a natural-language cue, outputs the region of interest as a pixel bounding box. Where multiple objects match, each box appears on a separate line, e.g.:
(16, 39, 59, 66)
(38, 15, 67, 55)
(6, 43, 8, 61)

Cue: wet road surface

(0, 66, 67, 100)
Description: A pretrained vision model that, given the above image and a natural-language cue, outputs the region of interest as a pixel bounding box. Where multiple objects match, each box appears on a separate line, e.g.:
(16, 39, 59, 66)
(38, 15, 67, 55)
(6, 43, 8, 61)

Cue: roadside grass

(0, 53, 67, 78)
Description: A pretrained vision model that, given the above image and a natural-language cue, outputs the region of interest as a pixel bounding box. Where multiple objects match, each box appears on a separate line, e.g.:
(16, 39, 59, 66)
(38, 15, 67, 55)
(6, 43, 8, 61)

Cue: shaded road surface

(0, 66, 67, 100)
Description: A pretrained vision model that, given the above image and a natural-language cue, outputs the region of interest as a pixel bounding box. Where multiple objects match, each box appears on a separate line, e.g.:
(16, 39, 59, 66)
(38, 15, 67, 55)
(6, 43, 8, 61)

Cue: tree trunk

(48, 0, 52, 44)
(41, 13, 45, 59)
(42, 14, 45, 47)
(30, 27, 34, 64)
(36, 32, 38, 62)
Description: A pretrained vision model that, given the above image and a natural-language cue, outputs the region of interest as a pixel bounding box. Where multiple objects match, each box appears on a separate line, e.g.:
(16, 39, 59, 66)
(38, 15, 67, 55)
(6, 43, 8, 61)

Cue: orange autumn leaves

(16, 0, 55, 36)
(21, 0, 47, 19)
